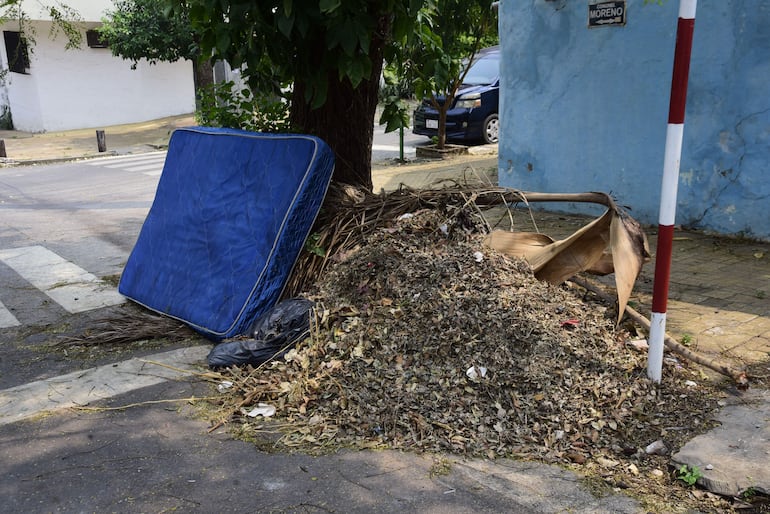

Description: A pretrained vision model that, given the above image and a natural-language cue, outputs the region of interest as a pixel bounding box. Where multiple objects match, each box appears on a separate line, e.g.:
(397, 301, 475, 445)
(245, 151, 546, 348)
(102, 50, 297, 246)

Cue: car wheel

(482, 114, 499, 144)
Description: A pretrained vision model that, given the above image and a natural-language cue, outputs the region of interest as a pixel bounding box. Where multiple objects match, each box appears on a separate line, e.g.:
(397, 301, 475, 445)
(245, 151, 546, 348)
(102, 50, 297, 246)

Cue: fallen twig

(138, 359, 219, 381)
(55, 309, 196, 346)
(285, 182, 633, 297)
(71, 396, 219, 412)
(571, 276, 749, 388)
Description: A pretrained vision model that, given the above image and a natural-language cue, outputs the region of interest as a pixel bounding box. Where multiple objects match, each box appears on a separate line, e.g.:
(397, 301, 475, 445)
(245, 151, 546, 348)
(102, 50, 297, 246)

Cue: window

(3, 31, 30, 74)
(86, 29, 108, 49)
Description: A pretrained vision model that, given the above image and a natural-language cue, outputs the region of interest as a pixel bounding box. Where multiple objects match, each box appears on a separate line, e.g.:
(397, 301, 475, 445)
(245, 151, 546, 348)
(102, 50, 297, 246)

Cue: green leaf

(337, 21, 358, 55)
(216, 29, 230, 52)
(379, 99, 411, 133)
(277, 14, 294, 38)
(319, 0, 341, 14)
(343, 55, 370, 88)
(309, 78, 329, 109)
(305, 232, 327, 257)
(355, 19, 370, 54)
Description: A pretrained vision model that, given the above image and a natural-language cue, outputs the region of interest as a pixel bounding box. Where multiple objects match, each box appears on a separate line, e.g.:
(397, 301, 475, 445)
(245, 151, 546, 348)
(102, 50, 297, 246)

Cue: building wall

(2, 19, 195, 133)
(1, 64, 43, 129)
(498, 0, 770, 240)
(19, 0, 109, 22)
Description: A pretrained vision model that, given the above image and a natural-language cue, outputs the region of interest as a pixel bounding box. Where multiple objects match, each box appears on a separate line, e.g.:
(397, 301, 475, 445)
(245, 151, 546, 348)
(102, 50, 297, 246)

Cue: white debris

(645, 440, 668, 455)
(245, 403, 276, 418)
(466, 365, 488, 380)
(627, 338, 649, 351)
(217, 380, 234, 393)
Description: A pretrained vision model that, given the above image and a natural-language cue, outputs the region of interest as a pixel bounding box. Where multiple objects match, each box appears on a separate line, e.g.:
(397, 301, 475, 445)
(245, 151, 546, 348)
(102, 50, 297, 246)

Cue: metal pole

(648, 0, 697, 383)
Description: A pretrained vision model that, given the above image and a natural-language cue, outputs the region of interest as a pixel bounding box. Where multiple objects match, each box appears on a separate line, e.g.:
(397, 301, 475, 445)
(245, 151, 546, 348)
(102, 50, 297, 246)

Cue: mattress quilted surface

(118, 127, 334, 340)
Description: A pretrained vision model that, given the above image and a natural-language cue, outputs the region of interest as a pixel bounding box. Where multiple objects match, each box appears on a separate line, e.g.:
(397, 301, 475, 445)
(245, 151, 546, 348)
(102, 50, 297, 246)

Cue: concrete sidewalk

(1, 115, 769, 508)
(0, 114, 196, 164)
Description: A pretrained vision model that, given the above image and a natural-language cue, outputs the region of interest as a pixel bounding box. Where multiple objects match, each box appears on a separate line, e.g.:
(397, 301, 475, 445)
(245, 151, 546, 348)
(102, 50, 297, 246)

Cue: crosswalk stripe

(0, 345, 210, 425)
(119, 163, 166, 172)
(107, 153, 165, 161)
(102, 157, 166, 168)
(84, 151, 167, 166)
(0, 300, 20, 328)
(85, 153, 166, 177)
(0, 246, 125, 314)
(116, 153, 166, 161)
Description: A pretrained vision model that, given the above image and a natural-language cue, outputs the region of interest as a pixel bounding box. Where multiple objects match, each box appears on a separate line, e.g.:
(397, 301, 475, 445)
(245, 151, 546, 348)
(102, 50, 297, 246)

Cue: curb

(1, 154, 110, 167)
(0, 145, 170, 168)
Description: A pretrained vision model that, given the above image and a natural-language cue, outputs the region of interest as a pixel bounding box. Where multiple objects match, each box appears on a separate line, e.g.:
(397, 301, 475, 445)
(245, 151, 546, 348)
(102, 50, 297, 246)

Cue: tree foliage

(1, 0, 83, 51)
(173, 0, 424, 189)
(383, 0, 498, 148)
(409, 0, 498, 98)
(98, 0, 196, 69)
(195, 81, 291, 134)
(177, 0, 421, 105)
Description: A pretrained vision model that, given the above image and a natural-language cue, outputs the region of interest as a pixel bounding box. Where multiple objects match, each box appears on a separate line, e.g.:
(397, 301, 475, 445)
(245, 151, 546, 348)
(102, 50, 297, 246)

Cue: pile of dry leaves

(210, 208, 724, 507)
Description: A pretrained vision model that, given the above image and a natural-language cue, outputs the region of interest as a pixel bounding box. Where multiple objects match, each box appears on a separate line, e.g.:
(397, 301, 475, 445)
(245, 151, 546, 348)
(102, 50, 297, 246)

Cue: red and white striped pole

(648, 0, 697, 383)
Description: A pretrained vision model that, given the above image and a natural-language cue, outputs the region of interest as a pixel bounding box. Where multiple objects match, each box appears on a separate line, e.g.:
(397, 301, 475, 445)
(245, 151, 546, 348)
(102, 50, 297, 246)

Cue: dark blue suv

(412, 45, 500, 144)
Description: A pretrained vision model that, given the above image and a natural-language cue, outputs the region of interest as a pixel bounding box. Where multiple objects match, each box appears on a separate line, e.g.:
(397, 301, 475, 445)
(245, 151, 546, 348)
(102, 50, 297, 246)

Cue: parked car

(412, 45, 500, 144)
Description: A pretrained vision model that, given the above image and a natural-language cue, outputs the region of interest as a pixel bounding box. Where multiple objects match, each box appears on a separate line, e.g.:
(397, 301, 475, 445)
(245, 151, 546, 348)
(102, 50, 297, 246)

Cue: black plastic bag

(207, 298, 314, 369)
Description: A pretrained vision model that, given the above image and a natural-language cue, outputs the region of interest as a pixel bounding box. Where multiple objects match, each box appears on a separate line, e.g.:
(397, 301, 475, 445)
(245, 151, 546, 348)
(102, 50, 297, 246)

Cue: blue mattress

(118, 127, 334, 340)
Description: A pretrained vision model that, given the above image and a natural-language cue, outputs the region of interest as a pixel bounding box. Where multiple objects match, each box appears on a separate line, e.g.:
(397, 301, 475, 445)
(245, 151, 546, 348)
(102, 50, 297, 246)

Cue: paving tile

(700, 287, 745, 300)
(672, 389, 770, 498)
(702, 333, 757, 352)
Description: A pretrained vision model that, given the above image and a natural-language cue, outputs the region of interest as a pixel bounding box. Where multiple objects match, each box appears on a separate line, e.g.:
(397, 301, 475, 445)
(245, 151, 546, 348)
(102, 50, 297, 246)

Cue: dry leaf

(610, 213, 650, 324)
(484, 195, 649, 325)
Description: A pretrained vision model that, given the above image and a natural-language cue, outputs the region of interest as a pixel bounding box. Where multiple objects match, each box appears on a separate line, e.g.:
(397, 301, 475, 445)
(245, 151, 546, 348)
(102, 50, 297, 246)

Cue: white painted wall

(2, 70, 44, 129)
(2, 20, 195, 132)
(19, 0, 111, 23)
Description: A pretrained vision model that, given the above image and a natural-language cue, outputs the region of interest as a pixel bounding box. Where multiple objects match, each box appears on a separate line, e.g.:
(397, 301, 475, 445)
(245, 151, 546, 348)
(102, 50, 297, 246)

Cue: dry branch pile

(283, 182, 525, 297)
(57, 180, 731, 508)
(213, 207, 720, 488)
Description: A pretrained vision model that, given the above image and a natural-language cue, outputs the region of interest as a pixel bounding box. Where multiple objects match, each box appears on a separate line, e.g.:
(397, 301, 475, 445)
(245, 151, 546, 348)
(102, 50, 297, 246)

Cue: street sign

(589, 1, 626, 28)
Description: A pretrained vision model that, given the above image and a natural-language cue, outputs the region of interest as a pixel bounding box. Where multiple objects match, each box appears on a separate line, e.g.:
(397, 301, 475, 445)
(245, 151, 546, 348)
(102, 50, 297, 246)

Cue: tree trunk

(437, 103, 448, 149)
(288, 16, 389, 192)
(193, 59, 214, 93)
(290, 75, 379, 191)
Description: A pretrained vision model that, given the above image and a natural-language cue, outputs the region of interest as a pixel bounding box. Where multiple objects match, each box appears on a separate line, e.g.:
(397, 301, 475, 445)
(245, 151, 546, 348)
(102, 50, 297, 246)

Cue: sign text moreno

(589, 1, 626, 28)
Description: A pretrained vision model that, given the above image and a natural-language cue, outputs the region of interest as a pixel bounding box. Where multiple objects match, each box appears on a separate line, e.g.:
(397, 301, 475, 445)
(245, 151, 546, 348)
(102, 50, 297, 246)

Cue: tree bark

(290, 75, 378, 191)
(193, 59, 215, 92)
(288, 15, 389, 192)
(437, 103, 448, 149)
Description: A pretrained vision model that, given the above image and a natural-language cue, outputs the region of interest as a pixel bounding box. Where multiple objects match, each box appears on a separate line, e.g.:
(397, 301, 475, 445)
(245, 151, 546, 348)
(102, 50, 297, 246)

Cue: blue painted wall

(498, 0, 770, 240)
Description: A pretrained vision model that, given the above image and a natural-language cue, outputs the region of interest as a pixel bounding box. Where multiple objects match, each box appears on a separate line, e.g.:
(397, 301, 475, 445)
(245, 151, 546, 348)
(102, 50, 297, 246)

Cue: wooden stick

(72, 396, 218, 412)
(96, 130, 107, 152)
(571, 277, 749, 389)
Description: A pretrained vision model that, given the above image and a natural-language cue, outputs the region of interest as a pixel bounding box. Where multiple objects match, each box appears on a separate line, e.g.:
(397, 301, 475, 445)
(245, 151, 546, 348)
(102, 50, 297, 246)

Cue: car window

(462, 56, 499, 86)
